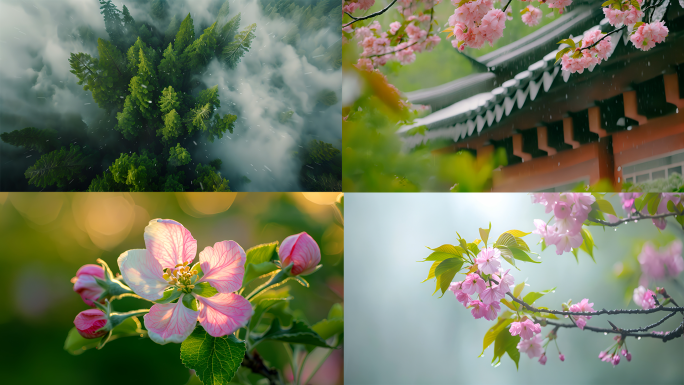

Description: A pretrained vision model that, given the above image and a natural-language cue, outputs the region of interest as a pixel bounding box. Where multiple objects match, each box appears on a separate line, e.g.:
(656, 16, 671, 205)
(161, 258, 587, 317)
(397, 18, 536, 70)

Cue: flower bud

(626, 352, 632, 362)
(71, 264, 105, 307)
(74, 309, 109, 339)
(611, 353, 620, 366)
(279, 232, 321, 276)
(598, 351, 606, 359)
(538, 353, 547, 365)
(559, 353, 565, 362)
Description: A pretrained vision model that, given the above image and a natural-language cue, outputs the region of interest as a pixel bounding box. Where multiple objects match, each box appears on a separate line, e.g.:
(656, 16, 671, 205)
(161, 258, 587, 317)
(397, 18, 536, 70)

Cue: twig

(539, 318, 684, 341)
(343, 0, 400, 28)
(580, 26, 626, 51)
(506, 292, 684, 316)
(587, 209, 682, 227)
(502, 0, 514, 13)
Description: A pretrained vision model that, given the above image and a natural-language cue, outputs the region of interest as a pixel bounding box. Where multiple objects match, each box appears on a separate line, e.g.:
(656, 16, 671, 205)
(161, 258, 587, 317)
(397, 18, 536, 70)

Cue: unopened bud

(74, 309, 109, 339)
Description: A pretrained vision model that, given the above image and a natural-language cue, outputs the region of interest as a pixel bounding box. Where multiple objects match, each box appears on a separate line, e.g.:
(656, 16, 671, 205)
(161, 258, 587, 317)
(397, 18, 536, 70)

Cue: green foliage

(94, 38, 130, 109)
(246, 242, 279, 266)
(194, 163, 230, 192)
(168, 143, 191, 167)
(216, 13, 241, 55)
(158, 43, 181, 90)
(279, 110, 294, 124)
(158, 86, 180, 114)
(198, 85, 221, 111)
(0, 127, 57, 153)
(184, 22, 218, 72)
(305, 140, 340, 164)
(174, 14, 196, 56)
(189, 103, 212, 133)
(151, 0, 168, 20)
(180, 327, 245, 385)
(210, 114, 237, 142)
(128, 48, 159, 121)
(109, 152, 158, 192)
(162, 172, 185, 192)
(251, 318, 334, 348)
(116, 94, 143, 139)
(127, 37, 158, 72)
(624, 173, 684, 192)
(24, 145, 86, 189)
(159, 109, 183, 142)
(223, 23, 256, 68)
(87, 171, 122, 192)
(64, 316, 143, 355)
(164, 15, 181, 45)
(99, 0, 124, 47)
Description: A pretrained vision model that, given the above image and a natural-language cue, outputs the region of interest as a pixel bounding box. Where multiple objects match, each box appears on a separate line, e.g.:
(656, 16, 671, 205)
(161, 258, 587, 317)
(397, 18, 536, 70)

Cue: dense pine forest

(0, 0, 341, 191)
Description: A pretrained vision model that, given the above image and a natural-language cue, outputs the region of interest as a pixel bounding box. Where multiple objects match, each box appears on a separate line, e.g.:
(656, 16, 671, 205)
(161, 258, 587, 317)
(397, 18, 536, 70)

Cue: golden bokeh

(10, 193, 65, 226)
(0, 192, 8, 205)
(175, 192, 237, 217)
(301, 192, 341, 206)
(72, 193, 137, 250)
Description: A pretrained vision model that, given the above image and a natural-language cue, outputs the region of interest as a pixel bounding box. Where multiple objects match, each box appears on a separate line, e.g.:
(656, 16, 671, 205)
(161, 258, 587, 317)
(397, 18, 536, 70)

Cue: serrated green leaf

(252, 318, 333, 348)
(492, 329, 520, 367)
(479, 223, 491, 246)
(244, 261, 279, 285)
(496, 246, 519, 269)
(427, 244, 463, 257)
(502, 246, 540, 263)
(467, 242, 480, 256)
(594, 198, 617, 216)
(667, 200, 676, 213)
(480, 317, 513, 356)
(505, 336, 521, 370)
(180, 327, 246, 385)
(637, 193, 658, 212)
(515, 238, 531, 252)
(312, 318, 344, 341)
(422, 261, 440, 283)
(249, 288, 292, 330)
(245, 241, 279, 265)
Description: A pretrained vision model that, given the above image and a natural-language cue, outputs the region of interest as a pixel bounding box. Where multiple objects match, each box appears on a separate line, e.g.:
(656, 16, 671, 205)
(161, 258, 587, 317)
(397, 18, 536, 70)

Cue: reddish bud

(279, 232, 321, 276)
(74, 309, 109, 339)
(559, 353, 565, 361)
(538, 353, 547, 365)
(71, 264, 105, 307)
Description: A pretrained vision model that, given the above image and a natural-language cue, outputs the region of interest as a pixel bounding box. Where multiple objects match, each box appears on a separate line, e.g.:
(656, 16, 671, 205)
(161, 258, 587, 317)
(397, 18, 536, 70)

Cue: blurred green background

(345, 193, 684, 384)
(0, 192, 343, 385)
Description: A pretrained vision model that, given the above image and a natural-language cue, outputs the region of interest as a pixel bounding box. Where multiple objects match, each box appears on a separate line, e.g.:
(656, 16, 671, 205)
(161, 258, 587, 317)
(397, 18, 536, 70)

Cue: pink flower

(492, 269, 515, 293)
(619, 193, 641, 213)
(479, 9, 506, 45)
(469, 300, 487, 319)
(532, 219, 549, 238)
(449, 281, 473, 306)
(638, 240, 684, 280)
(547, 0, 572, 12)
(279, 232, 321, 276)
(554, 200, 572, 219)
(631, 21, 669, 51)
(612, 353, 620, 366)
(118, 219, 253, 344)
(483, 301, 501, 320)
(476, 247, 502, 274)
(625, 352, 632, 362)
(539, 353, 547, 365)
(74, 309, 109, 339)
(394, 43, 416, 65)
(389, 21, 402, 35)
(599, 351, 607, 360)
(517, 333, 544, 358)
(521, 6, 542, 27)
(633, 286, 657, 309)
(71, 264, 105, 307)
(559, 353, 565, 361)
(358, 0, 375, 11)
(510, 318, 541, 340)
(545, 226, 583, 255)
(569, 298, 595, 330)
(664, 240, 684, 277)
(480, 285, 505, 304)
(462, 273, 486, 294)
(343, 3, 360, 14)
(603, 8, 625, 27)
(623, 7, 644, 25)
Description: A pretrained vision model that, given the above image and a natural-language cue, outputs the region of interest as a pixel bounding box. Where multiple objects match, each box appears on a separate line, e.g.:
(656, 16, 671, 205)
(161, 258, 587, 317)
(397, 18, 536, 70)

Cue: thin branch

(618, 311, 678, 332)
(343, 0, 400, 28)
(242, 351, 282, 385)
(506, 292, 684, 316)
(587, 208, 682, 227)
(644, 0, 668, 23)
(502, 0, 514, 13)
(363, 7, 435, 59)
(580, 26, 626, 51)
(539, 318, 684, 341)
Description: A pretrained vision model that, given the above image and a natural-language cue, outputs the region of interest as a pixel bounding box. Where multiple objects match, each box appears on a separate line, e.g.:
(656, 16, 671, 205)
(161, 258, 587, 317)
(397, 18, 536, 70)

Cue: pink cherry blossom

(469, 300, 487, 319)
(569, 298, 595, 330)
(522, 6, 542, 27)
(545, 226, 583, 255)
(492, 269, 515, 293)
(547, 0, 572, 12)
(612, 353, 620, 366)
(623, 7, 644, 25)
(517, 333, 544, 358)
(599, 351, 607, 360)
(476, 247, 502, 275)
(358, 0, 375, 11)
(538, 353, 547, 365)
(480, 285, 505, 304)
(631, 21, 669, 51)
(554, 200, 572, 219)
(462, 273, 486, 294)
(532, 219, 549, 238)
(483, 301, 501, 320)
(389, 21, 402, 35)
(118, 219, 253, 344)
(479, 9, 506, 45)
(625, 352, 632, 362)
(510, 318, 541, 340)
(74, 309, 108, 339)
(603, 8, 626, 27)
(633, 286, 656, 309)
(71, 264, 105, 307)
(638, 240, 684, 281)
(279, 232, 321, 276)
(619, 193, 641, 213)
(449, 281, 471, 306)
(559, 353, 565, 361)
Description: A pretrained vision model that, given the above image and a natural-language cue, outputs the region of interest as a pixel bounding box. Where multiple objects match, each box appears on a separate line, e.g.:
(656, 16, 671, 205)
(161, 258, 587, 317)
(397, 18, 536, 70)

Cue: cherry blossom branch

(586, 208, 682, 227)
(644, 0, 668, 23)
(539, 318, 684, 341)
(502, 0, 514, 13)
(363, 8, 435, 59)
(580, 26, 626, 51)
(343, 0, 400, 27)
(506, 292, 684, 316)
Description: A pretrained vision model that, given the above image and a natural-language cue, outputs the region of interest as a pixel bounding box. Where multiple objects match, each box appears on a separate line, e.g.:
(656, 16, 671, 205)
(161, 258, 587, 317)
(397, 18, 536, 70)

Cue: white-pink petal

(144, 219, 197, 269)
(145, 295, 199, 344)
(117, 249, 168, 301)
(197, 293, 254, 337)
(198, 241, 246, 293)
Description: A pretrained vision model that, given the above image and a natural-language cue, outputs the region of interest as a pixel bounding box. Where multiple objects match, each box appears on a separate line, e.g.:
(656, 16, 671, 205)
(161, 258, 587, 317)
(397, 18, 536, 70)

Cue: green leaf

(180, 327, 246, 385)
(513, 281, 525, 298)
(182, 294, 198, 311)
(435, 258, 463, 278)
(424, 251, 462, 262)
(312, 319, 343, 342)
(192, 282, 218, 298)
(64, 317, 143, 355)
(492, 329, 520, 367)
(505, 230, 531, 237)
(515, 238, 531, 252)
(293, 276, 309, 288)
(636, 193, 658, 212)
(480, 317, 513, 356)
(505, 336, 521, 370)
(557, 38, 576, 48)
(427, 244, 463, 257)
(494, 233, 517, 249)
(245, 241, 279, 265)
(522, 287, 556, 305)
(594, 199, 617, 216)
(421, 261, 440, 283)
(479, 223, 491, 246)
(501, 298, 518, 311)
(434, 266, 459, 297)
(252, 318, 334, 348)
(508, 246, 541, 264)
(244, 261, 279, 285)
(647, 193, 662, 216)
(571, 247, 579, 263)
(249, 288, 292, 330)
(555, 47, 572, 64)
(580, 227, 595, 261)
(667, 200, 677, 213)
(496, 246, 518, 269)
(328, 303, 344, 320)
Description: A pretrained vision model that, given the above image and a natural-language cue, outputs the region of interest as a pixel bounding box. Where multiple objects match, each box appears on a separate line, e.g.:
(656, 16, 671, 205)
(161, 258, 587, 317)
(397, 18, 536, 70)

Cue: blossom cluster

(603, 0, 644, 28)
(559, 29, 613, 74)
(630, 21, 669, 51)
(618, 192, 682, 230)
(531, 193, 596, 255)
(344, 0, 441, 71)
(448, 248, 514, 321)
(637, 240, 684, 283)
(599, 336, 632, 366)
(521, 6, 542, 27)
(446, 0, 506, 51)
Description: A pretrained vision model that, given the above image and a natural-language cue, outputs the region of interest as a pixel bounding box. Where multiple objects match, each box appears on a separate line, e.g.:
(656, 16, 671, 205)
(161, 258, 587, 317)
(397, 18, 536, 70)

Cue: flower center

(163, 262, 198, 293)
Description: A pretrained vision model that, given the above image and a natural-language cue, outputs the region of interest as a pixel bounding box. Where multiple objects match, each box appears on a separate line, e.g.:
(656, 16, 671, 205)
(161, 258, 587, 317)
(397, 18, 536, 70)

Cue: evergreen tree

(87, 171, 123, 192)
(223, 23, 256, 69)
(151, 0, 168, 20)
(194, 163, 230, 192)
(160, 109, 182, 142)
(317, 89, 338, 106)
(164, 15, 180, 46)
(168, 143, 191, 167)
(183, 22, 218, 73)
(129, 48, 159, 121)
(95, 38, 130, 108)
(209, 113, 237, 142)
(109, 152, 158, 192)
(174, 14, 196, 56)
(163, 172, 185, 191)
(216, 13, 241, 56)
(217, 0, 231, 25)
(188, 103, 212, 133)
(24, 144, 86, 189)
(116, 94, 143, 139)
(158, 43, 181, 90)
(0, 127, 58, 153)
(159, 86, 180, 114)
(99, 0, 124, 48)
(121, 5, 137, 45)
(126, 37, 158, 72)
